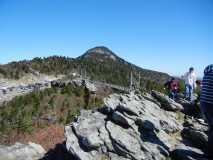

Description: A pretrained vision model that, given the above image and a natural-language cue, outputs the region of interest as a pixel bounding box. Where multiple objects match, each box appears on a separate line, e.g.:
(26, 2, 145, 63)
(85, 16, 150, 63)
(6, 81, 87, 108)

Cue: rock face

(0, 142, 45, 160)
(84, 80, 97, 93)
(151, 90, 184, 111)
(65, 92, 186, 160)
(182, 117, 208, 149)
(171, 144, 206, 160)
(71, 79, 97, 93)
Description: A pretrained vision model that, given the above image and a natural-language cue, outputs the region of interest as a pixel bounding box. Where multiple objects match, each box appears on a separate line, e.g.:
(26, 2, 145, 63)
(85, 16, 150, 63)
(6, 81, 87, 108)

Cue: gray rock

(0, 142, 45, 160)
(184, 117, 208, 133)
(108, 93, 182, 133)
(177, 99, 202, 117)
(182, 128, 208, 149)
(151, 90, 184, 112)
(65, 110, 115, 160)
(65, 125, 95, 160)
(65, 92, 186, 160)
(72, 110, 107, 150)
(111, 111, 134, 128)
(136, 119, 159, 132)
(182, 117, 208, 149)
(104, 94, 123, 111)
(109, 152, 130, 160)
(106, 121, 146, 160)
(85, 80, 97, 93)
(171, 144, 207, 160)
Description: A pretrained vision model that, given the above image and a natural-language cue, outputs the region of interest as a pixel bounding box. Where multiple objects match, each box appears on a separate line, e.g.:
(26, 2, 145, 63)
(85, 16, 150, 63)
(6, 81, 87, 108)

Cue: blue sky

(0, 0, 212, 77)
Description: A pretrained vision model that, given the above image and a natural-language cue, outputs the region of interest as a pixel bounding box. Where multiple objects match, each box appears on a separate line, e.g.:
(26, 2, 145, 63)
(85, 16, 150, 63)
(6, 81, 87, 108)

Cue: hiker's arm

(194, 76, 197, 89)
(181, 72, 187, 79)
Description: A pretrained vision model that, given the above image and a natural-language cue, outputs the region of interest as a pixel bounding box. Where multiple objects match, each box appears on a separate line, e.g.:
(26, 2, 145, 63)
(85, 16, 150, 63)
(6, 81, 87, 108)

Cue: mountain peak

(87, 46, 113, 54)
(80, 46, 118, 61)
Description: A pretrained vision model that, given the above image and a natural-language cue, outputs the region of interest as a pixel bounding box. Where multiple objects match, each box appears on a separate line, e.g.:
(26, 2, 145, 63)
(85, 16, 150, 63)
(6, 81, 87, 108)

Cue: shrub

(66, 109, 80, 124)
(61, 85, 73, 95)
(73, 86, 84, 97)
(178, 80, 185, 93)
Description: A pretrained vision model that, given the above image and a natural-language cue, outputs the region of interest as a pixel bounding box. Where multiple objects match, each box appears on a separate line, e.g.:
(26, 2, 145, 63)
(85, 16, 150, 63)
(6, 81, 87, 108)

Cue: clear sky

(0, 0, 212, 77)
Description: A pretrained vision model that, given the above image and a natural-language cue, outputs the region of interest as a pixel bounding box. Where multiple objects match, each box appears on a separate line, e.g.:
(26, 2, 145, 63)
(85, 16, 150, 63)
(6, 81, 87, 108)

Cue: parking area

(0, 80, 52, 105)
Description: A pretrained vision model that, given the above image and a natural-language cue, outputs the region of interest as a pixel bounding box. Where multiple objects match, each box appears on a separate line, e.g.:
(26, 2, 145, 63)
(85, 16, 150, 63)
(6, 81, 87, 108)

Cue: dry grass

(1, 124, 64, 151)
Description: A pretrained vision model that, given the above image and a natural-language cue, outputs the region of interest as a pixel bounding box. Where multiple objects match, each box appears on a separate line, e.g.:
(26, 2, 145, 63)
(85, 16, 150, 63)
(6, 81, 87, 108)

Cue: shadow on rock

(40, 142, 76, 160)
(180, 116, 208, 151)
(171, 148, 206, 160)
(137, 120, 170, 156)
(176, 98, 202, 118)
(171, 116, 209, 160)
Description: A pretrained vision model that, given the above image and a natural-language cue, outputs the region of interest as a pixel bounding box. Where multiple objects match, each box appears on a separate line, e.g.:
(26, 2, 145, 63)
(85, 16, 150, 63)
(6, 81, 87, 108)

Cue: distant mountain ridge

(0, 46, 170, 89)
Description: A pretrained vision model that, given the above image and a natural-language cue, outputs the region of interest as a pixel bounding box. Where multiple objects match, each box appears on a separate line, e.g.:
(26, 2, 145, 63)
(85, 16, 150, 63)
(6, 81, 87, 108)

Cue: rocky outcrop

(65, 92, 185, 160)
(71, 79, 97, 93)
(0, 142, 45, 160)
(84, 80, 97, 93)
(151, 90, 184, 111)
(170, 116, 209, 160)
(182, 117, 208, 149)
(177, 98, 202, 118)
(171, 144, 206, 160)
(64, 91, 211, 160)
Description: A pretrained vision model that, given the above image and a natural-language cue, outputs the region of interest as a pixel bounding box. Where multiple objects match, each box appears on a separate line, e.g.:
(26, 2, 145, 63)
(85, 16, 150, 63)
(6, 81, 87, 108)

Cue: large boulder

(182, 117, 208, 150)
(171, 144, 207, 160)
(151, 90, 184, 112)
(72, 79, 97, 93)
(84, 80, 97, 93)
(182, 128, 208, 149)
(177, 98, 202, 117)
(104, 92, 183, 133)
(0, 142, 45, 160)
(65, 92, 184, 160)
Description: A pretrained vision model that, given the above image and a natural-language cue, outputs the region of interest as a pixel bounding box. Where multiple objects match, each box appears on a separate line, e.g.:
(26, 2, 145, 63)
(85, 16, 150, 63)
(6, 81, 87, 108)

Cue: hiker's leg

(188, 85, 192, 101)
(200, 102, 207, 122)
(170, 91, 176, 100)
(172, 91, 175, 100)
(207, 126, 213, 156)
(169, 91, 172, 99)
(185, 84, 191, 100)
(174, 90, 177, 99)
(169, 90, 174, 99)
(201, 102, 213, 156)
(171, 90, 176, 100)
(171, 91, 174, 99)
(184, 84, 189, 99)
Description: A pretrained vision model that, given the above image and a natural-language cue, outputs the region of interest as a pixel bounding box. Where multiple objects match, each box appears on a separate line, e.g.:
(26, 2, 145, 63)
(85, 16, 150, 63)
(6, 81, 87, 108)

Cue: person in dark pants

(196, 80, 202, 100)
(200, 64, 213, 157)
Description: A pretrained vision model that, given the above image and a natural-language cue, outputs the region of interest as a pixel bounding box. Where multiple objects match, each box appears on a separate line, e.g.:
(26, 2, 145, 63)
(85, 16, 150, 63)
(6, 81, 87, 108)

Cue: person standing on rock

(182, 67, 197, 101)
(200, 64, 213, 157)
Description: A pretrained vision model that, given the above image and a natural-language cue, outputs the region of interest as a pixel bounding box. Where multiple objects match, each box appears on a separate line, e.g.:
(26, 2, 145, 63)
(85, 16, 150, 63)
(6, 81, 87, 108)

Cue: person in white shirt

(182, 67, 196, 101)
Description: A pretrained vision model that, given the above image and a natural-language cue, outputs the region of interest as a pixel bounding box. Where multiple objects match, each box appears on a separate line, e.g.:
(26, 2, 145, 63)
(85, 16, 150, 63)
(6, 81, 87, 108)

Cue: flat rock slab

(151, 90, 184, 112)
(0, 142, 45, 160)
(171, 144, 208, 160)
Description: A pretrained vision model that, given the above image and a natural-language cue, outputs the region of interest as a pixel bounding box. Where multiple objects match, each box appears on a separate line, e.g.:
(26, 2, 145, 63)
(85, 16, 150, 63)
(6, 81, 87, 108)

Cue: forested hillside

(0, 46, 170, 89)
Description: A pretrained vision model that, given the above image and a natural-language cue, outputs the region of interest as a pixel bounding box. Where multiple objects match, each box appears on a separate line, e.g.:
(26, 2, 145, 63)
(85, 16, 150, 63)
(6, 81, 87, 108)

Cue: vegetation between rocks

(0, 83, 110, 144)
